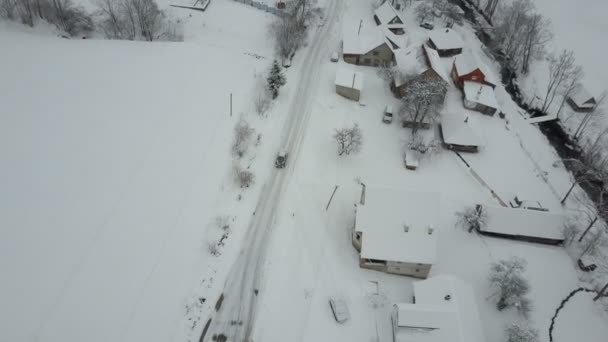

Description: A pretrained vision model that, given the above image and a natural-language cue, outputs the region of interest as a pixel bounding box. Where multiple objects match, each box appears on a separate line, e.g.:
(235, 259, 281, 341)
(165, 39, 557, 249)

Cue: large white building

(352, 188, 440, 278)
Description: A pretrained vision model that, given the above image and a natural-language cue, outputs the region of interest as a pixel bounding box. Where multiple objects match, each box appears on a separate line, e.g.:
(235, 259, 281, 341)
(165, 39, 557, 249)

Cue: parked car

(330, 52, 339, 62)
(420, 22, 434, 30)
(382, 105, 393, 124)
(275, 150, 288, 168)
(329, 297, 350, 323)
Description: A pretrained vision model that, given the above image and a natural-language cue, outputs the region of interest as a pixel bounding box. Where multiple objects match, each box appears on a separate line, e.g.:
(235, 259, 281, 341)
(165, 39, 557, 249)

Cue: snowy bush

(267, 60, 286, 99)
(208, 241, 221, 257)
(505, 323, 539, 342)
(334, 123, 363, 156)
(407, 133, 441, 160)
(233, 164, 255, 188)
(215, 215, 232, 233)
(254, 81, 272, 116)
(455, 205, 487, 233)
(488, 257, 531, 313)
(398, 78, 446, 133)
(1, 0, 93, 35)
(232, 118, 255, 158)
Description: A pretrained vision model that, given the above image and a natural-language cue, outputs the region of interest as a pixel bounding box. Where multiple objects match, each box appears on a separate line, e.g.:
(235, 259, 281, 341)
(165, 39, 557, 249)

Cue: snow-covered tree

(415, 2, 434, 24)
(267, 60, 286, 99)
(540, 50, 578, 113)
(443, 3, 463, 26)
(505, 323, 539, 342)
(407, 133, 441, 161)
(456, 205, 487, 233)
(334, 123, 363, 156)
(488, 257, 531, 313)
(398, 78, 446, 133)
(232, 118, 255, 158)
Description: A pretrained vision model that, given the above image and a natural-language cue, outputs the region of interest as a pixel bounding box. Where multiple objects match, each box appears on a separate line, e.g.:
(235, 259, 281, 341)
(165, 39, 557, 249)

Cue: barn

(427, 28, 464, 57)
(463, 81, 499, 116)
(478, 205, 565, 245)
(335, 68, 364, 101)
(440, 113, 483, 153)
(451, 52, 496, 89)
(568, 86, 597, 112)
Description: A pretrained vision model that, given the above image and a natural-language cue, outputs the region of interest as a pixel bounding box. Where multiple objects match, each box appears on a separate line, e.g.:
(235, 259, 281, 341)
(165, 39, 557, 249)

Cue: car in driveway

(329, 297, 350, 323)
(382, 105, 393, 124)
(420, 22, 434, 30)
(275, 150, 288, 168)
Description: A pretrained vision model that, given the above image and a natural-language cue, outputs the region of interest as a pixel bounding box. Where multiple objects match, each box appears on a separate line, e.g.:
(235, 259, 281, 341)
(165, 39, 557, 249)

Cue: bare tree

(519, 13, 552, 74)
(232, 118, 255, 158)
(334, 123, 363, 156)
(271, 15, 305, 63)
(254, 80, 272, 116)
(233, 164, 255, 188)
(443, 3, 463, 26)
(456, 205, 488, 233)
(0, 0, 17, 20)
(505, 323, 539, 342)
(95, 0, 175, 41)
(540, 50, 577, 113)
(398, 78, 446, 134)
(556, 67, 584, 119)
(483, 0, 500, 20)
(488, 257, 531, 313)
(96, 0, 124, 38)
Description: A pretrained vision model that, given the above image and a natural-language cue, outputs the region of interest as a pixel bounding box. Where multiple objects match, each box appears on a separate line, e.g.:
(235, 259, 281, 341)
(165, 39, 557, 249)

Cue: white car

(329, 297, 350, 323)
(382, 105, 393, 124)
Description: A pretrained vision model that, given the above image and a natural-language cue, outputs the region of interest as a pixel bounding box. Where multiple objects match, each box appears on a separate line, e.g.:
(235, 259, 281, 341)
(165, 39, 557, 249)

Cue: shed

(352, 188, 440, 278)
(478, 205, 565, 245)
(451, 52, 496, 89)
(440, 113, 483, 153)
(392, 275, 485, 342)
(463, 81, 499, 116)
(428, 29, 464, 57)
(335, 68, 364, 101)
(567, 86, 597, 112)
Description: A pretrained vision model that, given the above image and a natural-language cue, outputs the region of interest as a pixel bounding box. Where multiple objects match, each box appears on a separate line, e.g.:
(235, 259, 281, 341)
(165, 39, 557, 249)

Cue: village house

(463, 81, 499, 115)
(427, 28, 464, 57)
(335, 68, 364, 101)
(568, 86, 597, 112)
(392, 275, 485, 342)
(342, 24, 400, 67)
(440, 113, 483, 153)
(373, 2, 405, 35)
(352, 188, 440, 278)
(392, 44, 449, 99)
(477, 205, 565, 245)
(451, 52, 496, 89)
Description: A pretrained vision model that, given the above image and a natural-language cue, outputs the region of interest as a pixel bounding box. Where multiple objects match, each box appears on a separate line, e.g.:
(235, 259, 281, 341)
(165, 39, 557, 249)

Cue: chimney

(445, 29, 449, 33)
(427, 226, 434, 235)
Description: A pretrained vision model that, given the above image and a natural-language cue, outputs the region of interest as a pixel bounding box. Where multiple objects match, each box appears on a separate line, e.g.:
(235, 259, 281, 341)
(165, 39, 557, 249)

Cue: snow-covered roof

(374, 2, 404, 25)
(463, 81, 499, 110)
(569, 86, 596, 108)
(335, 68, 363, 91)
(441, 113, 483, 147)
(453, 52, 497, 86)
(428, 29, 464, 51)
(480, 205, 565, 241)
(423, 44, 449, 83)
(355, 188, 440, 264)
(342, 24, 386, 55)
(394, 275, 485, 342)
(394, 46, 427, 86)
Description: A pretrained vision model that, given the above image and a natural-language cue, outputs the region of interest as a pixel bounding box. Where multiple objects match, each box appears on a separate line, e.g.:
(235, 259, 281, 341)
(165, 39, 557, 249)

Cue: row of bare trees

(0, 0, 93, 36)
(270, 0, 318, 64)
(0, 0, 180, 41)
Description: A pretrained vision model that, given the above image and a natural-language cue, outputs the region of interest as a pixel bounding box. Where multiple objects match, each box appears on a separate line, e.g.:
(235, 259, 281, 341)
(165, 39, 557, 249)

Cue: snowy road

(203, 0, 343, 341)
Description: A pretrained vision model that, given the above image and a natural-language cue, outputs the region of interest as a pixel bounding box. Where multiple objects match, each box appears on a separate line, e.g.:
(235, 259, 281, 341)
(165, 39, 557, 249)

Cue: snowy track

(202, 0, 343, 340)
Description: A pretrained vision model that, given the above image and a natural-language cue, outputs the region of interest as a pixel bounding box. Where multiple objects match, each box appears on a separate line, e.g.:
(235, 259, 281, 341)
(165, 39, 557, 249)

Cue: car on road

(420, 22, 434, 30)
(329, 297, 350, 323)
(275, 150, 288, 168)
(382, 105, 393, 124)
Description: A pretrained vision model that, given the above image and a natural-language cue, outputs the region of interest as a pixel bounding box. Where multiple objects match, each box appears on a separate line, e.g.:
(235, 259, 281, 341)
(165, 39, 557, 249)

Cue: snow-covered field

(1, 0, 608, 342)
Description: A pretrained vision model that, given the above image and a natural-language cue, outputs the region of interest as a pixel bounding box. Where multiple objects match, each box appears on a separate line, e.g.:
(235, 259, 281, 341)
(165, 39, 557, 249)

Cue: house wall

(452, 64, 487, 88)
(343, 43, 394, 67)
(478, 230, 563, 245)
(464, 99, 497, 116)
(336, 84, 360, 101)
(428, 39, 463, 57)
(359, 258, 432, 278)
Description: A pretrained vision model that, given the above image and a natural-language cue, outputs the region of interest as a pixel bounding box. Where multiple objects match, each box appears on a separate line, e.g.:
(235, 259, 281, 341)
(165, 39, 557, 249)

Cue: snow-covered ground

(2, 1, 608, 342)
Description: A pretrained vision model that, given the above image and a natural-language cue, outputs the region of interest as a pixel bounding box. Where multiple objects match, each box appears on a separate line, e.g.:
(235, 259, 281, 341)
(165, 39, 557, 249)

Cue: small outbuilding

(392, 275, 485, 342)
(427, 28, 464, 57)
(352, 188, 440, 278)
(451, 52, 496, 89)
(568, 86, 597, 112)
(440, 113, 483, 153)
(335, 68, 364, 101)
(463, 81, 499, 116)
(478, 205, 565, 245)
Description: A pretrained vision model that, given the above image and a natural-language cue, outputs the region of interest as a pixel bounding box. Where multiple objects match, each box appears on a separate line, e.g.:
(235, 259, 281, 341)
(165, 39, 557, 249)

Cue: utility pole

(230, 93, 233, 117)
(358, 20, 362, 35)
